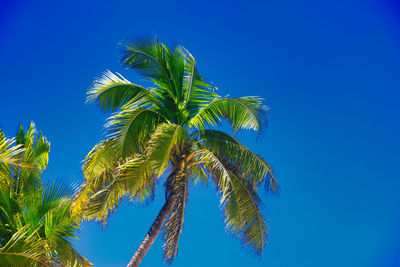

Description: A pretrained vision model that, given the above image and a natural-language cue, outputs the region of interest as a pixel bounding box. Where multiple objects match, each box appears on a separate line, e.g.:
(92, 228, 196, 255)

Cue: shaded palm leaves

(75, 37, 278, 263)
(0, 124, 91, 266)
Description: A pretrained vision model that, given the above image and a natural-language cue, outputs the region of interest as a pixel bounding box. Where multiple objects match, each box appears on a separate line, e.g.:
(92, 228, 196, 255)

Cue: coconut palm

(72, 37, 278, 267)
(0, 123, 92, 266)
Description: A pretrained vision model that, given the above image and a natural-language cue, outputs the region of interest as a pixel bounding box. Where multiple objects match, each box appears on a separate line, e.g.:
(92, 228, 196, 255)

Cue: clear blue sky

(1, 0, 400, 266)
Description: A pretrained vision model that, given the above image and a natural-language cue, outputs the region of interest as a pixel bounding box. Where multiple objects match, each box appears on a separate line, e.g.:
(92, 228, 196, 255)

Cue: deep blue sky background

(1, 0, 400, 266)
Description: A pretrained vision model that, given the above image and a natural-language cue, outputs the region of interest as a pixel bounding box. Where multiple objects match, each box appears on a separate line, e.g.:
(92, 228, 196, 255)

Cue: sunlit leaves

(197, 149, 268, 254)
(187, 97, 269, 135)
(106, 107, 165, 155)
(198, 130, 278, 192)
(13, 122, 50, 192)
(0, 126, 91, 266)
(87, 71, 157, 112)
(0, 225, 51, 266)
(144, 124, 187, 177)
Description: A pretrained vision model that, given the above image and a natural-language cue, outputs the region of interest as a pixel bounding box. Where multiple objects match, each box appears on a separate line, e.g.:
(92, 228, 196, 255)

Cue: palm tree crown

(73, 37, 278, 266)
(0, 123, 91, 266)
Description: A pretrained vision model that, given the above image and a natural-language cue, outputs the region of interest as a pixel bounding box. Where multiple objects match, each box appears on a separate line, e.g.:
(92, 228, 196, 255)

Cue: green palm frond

(82, 138, 121, 182)
(83, 178, 125, 224)
(121, 37, 176, 96)
(72, 138, 121, 217)
(0, 131, 24, 166)
(0, 131, 24, 188)
(175, 46, 218, 114)
(0, 225, 51, 266)
(144, 124, 187, 177)
(106, 107, 165, 155)
(0, 126, 89, 266)
(0, 191, 20, 245)
(196, 148, 268, 254)
(198, 130, 277, 192)
(188, 163, 208, 185)
(56, 244, 93, 267)
(177, 47, 196, 105)
(187, 96, 268, 135)
(116, 156, 155, 203)
(87, 71, 157, 112)
(33, 132, 50, 172)
(222, 171, 268, 254)
(12, 122, 51, 192)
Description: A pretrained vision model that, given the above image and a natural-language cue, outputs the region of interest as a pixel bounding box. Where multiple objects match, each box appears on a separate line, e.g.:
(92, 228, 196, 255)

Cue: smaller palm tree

(0, 123, 91, 266)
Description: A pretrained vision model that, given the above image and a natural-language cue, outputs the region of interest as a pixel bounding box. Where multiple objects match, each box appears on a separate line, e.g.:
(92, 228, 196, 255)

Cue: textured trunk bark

(126, 193, 177, 267)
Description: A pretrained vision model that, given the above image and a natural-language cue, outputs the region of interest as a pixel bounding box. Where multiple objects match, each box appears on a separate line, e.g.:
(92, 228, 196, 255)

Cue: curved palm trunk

(127, 193, 177, 267)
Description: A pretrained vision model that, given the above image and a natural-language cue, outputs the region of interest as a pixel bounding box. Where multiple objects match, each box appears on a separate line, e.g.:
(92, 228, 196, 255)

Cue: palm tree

(72, 37, 278, 267)
(0, 123, 92, 266)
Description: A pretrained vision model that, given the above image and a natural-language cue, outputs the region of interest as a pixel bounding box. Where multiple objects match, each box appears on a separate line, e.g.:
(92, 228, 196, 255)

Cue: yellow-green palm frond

(83, 138, 121, 180)
(20, 181, 92, 266)
(222, 171, 268, 255)
(16, 122, 50, 172)
(13, 122, 51, 192)
(56, 244, 93, 267)
(116, 156, 155, 203)
(188, 163, 208, 185)
(198, 130, 278, 192)
(144, 123, 187, 177)
(106, 107, 166, 155)
(115, 123, 188, 204)
(81, 178, 126, 224)
(187, 96, 269, 135)
(0, 130, 24, 166)
(87, 70, 157, 112)
(121, 37, 177, 97)
(175, 46, 218, 117)
(195, 148, 268, 255)
(71, 138, 121, 217)
(0, 225, 51, 266)
(0, 131, 24, 188)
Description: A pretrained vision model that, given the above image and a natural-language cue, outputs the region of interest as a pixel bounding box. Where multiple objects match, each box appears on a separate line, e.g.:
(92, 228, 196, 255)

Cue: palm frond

(106, 107, 165, 155)
(83, 178, 126, 224)
(187, 97, 268, 135)
(116, 156, 155, 203)
(71, 138, 122, 217)
(12, 122, 50, 193)
(144, 124, 187, 177)
(198, 130, 277, 192)
(0, 131, 24, 188)
(222, 171, 268, 255)
(87, 71, 157, 112)
(121, 37, 176, 96)
(196, 148, 268, 254)
(56, 244, 93, 267)
(0, 225, 51, 265)
(189, 164, 208, 185)
(82, 138, 121, 181)
(0, 131, 24, 166)
(33, 132, 50, 172)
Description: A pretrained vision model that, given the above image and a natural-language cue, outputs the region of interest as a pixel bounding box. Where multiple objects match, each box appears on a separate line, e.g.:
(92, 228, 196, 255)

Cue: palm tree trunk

(127, 193, 177, 267)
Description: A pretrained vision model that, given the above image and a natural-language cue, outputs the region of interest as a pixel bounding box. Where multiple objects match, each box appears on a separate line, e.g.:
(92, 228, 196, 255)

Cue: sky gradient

(1, 0, 400, 266)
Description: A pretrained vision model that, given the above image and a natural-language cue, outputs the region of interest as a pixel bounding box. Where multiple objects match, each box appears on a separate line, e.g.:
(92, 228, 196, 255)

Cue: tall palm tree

(72, 37, 278, 267)
(0, 123, 92, 266)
